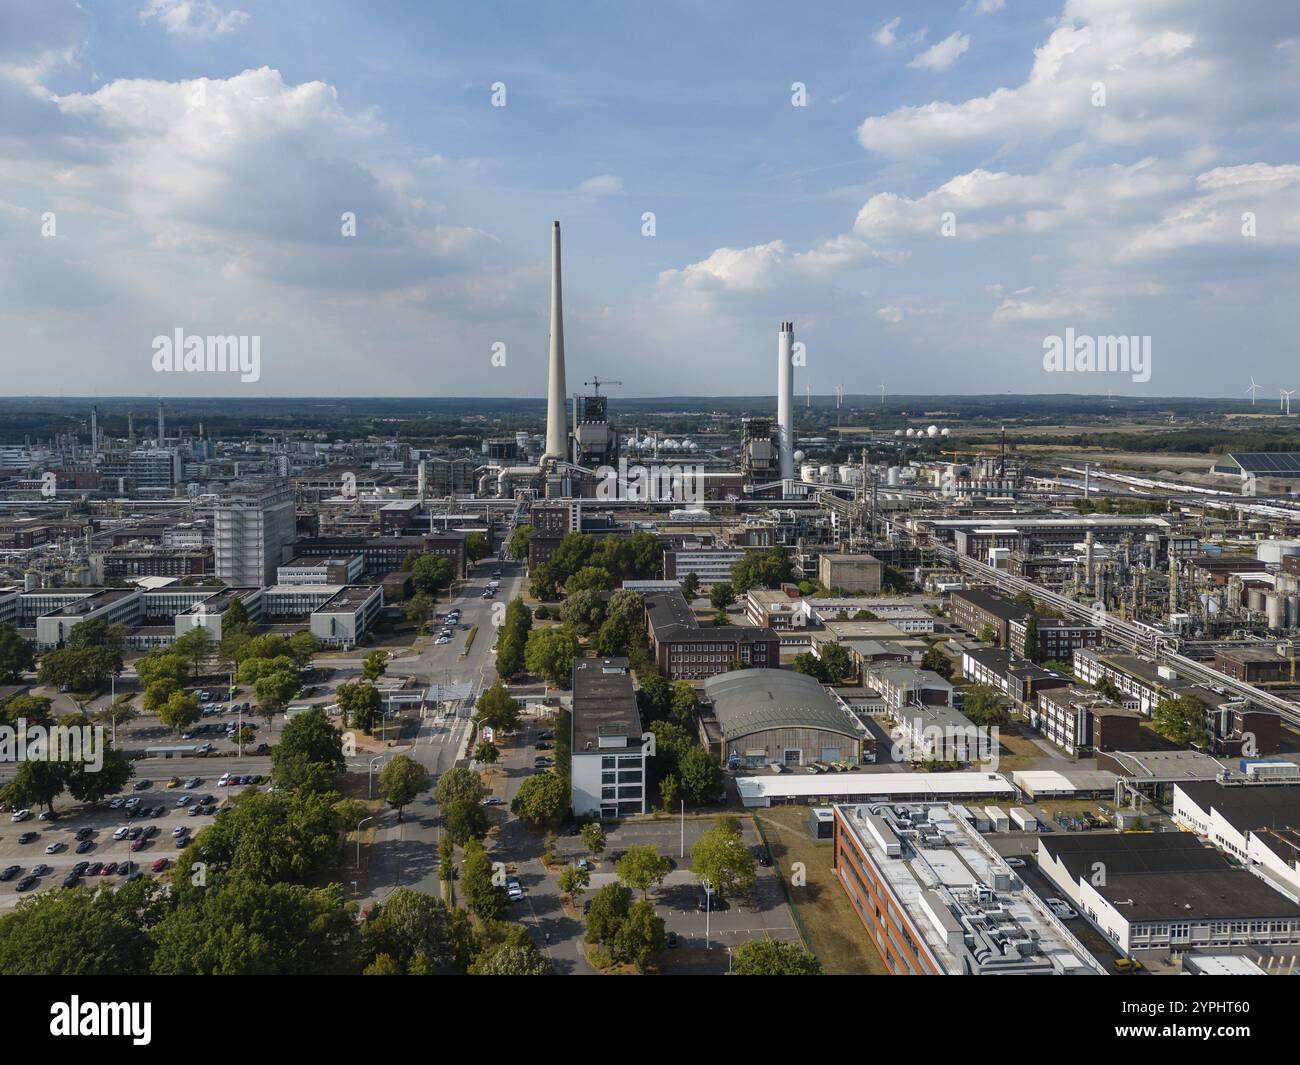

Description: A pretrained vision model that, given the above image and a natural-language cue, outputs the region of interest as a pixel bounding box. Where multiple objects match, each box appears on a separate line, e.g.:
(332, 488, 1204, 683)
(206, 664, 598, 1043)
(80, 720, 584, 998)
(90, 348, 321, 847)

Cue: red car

(101, 862, 118, 876)
(150, 857, 169, 873)
(130, 838, 148, 852)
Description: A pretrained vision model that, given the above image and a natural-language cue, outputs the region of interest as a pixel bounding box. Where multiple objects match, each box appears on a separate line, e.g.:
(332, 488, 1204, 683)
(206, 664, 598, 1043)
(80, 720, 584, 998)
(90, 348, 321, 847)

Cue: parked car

(38, 810, 57, 821)
(1005, 857, 1026, 868)
(165, 777, 181, 789)
(30, 864, 50, 877)
(85, 861, 103, 876)
(101, 862, 118, 876)
(17, 832, 38, 844)
(10, 809, 32, 822)
(666, 930, 679, 949)
(130, 838, 148, 852)
(151, 857, 170, 873)
(175, 795, 192, 807)
(61, 872, 80, 888)
(112, 826, 131, 840)
(697, 890, 728, 912)
(15, 876, 37, 892)
(754, 846, 772, 867)
(45, 841, 65, 854)
(75, 827, 93, 841)
(481, 797, 504, 806)
(132, 779, 151, 791)
(506, 878, 523, 901)
(171, 825, 189, 837)
(0, 865, 21, 881)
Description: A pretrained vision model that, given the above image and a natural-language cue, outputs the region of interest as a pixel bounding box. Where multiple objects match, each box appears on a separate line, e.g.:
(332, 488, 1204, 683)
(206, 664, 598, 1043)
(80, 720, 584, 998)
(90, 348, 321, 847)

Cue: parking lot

(557, 815, 803, 973)
(0, 774, 263, 908)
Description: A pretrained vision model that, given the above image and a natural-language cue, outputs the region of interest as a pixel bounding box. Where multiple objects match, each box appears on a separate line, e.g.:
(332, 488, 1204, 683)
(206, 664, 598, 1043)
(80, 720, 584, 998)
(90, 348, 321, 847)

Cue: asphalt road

(362, 556, 521, 905)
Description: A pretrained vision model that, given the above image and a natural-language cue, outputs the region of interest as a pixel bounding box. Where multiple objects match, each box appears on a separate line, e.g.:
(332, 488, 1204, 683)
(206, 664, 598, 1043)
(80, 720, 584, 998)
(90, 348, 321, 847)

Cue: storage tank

(819, 464, 833, 481)
(23, 570, 40, 591)
(887, 467, 901, 486)
(1247, 587, 1267, 613)
(1257, 539, 1300, 566)
(926, 425, 940, 438)
(800, 463, 818, 483)
(1267, 593, 1285, 629)
(1288, 595, 1300, 628)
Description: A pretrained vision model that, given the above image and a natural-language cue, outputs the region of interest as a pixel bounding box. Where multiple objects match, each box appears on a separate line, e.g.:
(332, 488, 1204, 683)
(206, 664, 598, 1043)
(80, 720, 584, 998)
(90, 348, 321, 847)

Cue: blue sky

(2, 0, 1299, 400)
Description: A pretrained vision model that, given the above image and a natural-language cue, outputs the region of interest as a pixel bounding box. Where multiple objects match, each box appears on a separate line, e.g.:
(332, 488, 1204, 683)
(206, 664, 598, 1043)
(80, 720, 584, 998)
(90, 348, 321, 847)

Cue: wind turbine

(1247, 377, 1263, 405)
(1282, 389, 1296, 416)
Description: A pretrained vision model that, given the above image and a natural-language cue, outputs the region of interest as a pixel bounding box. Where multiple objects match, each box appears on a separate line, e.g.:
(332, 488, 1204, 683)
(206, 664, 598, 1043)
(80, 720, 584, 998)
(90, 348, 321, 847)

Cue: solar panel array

(1229, 452, 1300, 475)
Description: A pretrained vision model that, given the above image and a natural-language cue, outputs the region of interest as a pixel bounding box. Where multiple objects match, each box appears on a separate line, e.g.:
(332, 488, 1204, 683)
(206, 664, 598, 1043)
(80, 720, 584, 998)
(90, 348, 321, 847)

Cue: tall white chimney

(157, 399, 165, 446)
(777, 321, 795, 481)
(544, 221, 567, 461)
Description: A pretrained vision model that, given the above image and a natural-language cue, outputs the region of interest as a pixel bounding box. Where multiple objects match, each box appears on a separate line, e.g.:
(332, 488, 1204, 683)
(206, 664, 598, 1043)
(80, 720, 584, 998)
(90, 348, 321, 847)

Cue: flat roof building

(570, 657, 647, 820)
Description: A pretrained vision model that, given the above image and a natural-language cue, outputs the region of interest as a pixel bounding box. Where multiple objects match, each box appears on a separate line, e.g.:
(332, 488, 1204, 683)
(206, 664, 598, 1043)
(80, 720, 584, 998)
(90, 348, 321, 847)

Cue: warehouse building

(1172, 781, 1300, 897)
(833, 802, 1104, 975)
(817, 553, 883, 594)
(1037, 832, 1300, 958)
(702, 668, 865, 770)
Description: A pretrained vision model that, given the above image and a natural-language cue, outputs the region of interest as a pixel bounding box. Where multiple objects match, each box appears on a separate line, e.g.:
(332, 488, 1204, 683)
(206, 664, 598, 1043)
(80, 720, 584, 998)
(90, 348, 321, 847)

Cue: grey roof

(703, 669, 862, 743)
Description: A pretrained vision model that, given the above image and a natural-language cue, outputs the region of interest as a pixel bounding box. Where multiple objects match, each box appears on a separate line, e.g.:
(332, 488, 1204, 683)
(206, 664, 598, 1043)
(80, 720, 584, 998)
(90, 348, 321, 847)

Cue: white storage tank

(1257, 539, 1300, 566)
(800, 463, 818, 483)
(1248, 587, 1267, 613)
(1267, 593, 1285, 629)
(887, 467, 901, 486)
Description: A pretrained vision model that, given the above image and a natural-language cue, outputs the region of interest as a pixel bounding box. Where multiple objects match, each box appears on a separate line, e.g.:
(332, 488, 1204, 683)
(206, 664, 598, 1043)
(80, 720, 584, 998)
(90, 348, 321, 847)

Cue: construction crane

(584, 377, 622, 395)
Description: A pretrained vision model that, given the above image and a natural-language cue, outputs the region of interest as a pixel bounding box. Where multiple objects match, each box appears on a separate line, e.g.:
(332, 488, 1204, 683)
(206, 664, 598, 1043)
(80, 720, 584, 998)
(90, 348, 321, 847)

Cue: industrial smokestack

(544, 221, 567, 461)
(157, 399, 165, 446)
(777, 321, 795, 481)
(90, 405, 98, 458)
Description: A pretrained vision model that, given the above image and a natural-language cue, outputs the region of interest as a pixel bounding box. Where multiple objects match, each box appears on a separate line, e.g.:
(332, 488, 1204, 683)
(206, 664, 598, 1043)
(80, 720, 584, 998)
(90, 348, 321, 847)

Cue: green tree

(730, 548, 791, 594)
(0, 624, 36, 682)
(272, 706, 345, 778)
(961, 683, 1008, 727)
(1022, 616, 1040, 662)
(681, 571, 700, 599)
(474, 740, 500, 765)
(524, 626, 577, 688)
(466, 532, 492, 564)
(158, 688, 201, 735)
(565, 565, 614, 594)
(978, 622, 998, 645)
(580, 822, 606, 859)
(510, 772, 569, 828)
(461, 840, 507, 922)
(361, 888, 459, 974)
(172, 626, 214, 676)
(636, 672, 673, 722)
(0, 694, 54, 728)
(616, 844, 672, 900)
(709, 581, 734, 612)
(135, 651, 190, 691)
(584, 882, 631, 947)
(65, 747, 133, 807)
(731, 938, 822, 975)
(614, 899, 665, 973)
(658, 773, 679, 810)
(253, 668, 299, 728)
(558, 864, 590, 904)
(474, 680, 520, 732)
(818, 643, 854, 682)
(336, 680, 381, 733)
(473, 939, 554, 975)
(151, 880, 358, 975)
(559, 588, 607, 636)
(3, 759, 66, 815)
(411, 554, 453, 596)
(691, 820, 756, 898)
(1095, 676, 1124, 702)
(506, 524, 532, 561)
(791, 652, 831, 683)
(361, 650, 389, 683)
(223, 597, 252, 637)
(1153, 693, 1206, 746)
(403, 592, 435, 628)
(921, 646, 953, 680)
(679, 745, 723, 805)
(378, 755, 430, 822)
(0, 878, 157, 975)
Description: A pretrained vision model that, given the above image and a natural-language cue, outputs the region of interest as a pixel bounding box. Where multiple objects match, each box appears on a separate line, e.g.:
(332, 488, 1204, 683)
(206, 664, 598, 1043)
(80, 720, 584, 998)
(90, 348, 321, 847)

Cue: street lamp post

(680, 799, 685, 858)
(368, 754, 387, 799)
(703, 876, 712, 949)
(355, 814, 375, 870)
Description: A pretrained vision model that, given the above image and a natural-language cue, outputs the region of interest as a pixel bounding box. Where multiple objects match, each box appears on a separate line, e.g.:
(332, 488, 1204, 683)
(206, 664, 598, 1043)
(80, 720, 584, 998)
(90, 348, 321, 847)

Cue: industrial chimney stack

(777, 321, 795, 481)
(544, 221, 567, 462)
